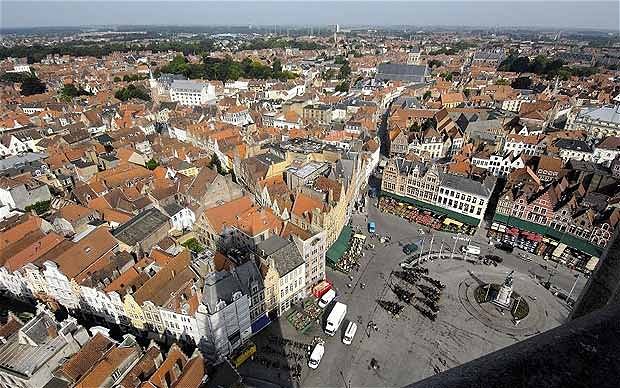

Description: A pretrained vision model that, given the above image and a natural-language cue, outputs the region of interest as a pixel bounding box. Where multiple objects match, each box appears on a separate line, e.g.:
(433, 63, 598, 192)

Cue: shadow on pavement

(467, 270, 487, 286)
(239, 309, 312, 387)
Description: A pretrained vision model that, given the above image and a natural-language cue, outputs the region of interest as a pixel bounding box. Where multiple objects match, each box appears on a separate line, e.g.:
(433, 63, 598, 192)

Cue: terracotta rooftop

(291, 192, 325, 220)
(55, 332, 115, 383)
(0, 230, 64, 272)
(203, 195, 255, 234)
(52, 227, 118, 279)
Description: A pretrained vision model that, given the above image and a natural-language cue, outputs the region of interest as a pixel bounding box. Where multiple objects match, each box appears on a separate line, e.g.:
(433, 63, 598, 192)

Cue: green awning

(380, 190, 480, 226)
(326, 225, 353, 265)
(492, 213, 603, 257)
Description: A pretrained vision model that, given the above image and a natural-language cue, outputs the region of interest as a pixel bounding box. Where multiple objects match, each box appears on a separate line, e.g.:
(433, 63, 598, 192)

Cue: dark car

(485, 254, 503, 263)
(496, 243, 514, 253)
(403, 243, 418, 255)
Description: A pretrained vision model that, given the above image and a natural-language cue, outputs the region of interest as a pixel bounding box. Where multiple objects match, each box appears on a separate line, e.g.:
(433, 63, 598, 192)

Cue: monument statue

(504, 270, 514, 288)
(494, 271, 515, 309)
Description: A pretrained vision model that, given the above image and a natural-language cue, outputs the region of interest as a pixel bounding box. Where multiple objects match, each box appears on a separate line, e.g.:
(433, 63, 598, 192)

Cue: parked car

(497, 243, 514, 253)
(318, 289, 336, 308)
(342, 321, 358, 345)
(485, 254, 503, 263)
(308, 341, 325, 369)
(403, 243, 418, 255)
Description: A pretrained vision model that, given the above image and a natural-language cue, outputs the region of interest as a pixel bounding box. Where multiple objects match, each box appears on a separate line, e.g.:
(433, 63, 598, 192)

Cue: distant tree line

(114, 84, 151, 101)
(0, 40, 217, 63)
(499, 54, 598, 80)
(157, 55, 297, 82)
(428, 42, 475, 56)
(239, 38, 326, 51)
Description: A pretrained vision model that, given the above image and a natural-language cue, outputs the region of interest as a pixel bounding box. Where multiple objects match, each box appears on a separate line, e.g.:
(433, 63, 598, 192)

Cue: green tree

(25, 200, 51, 215)
(60, 84, 91, 101)
(182, 238, 205, 253)
(321, 69, 336, 80)
(271, 58, 282, 75)
(409, 121, 421, 132)
(338, 61, 351, 80)
(428, 59, 443, 68)
(114, 84, 151, 101)
(335, 80, 350, 93)
(423, 91, 432, 100)
(334, 55, 347, 64)
(511, 76, 532, 90)
(145, 159, 159, 170)
(421, 117, 437, 132)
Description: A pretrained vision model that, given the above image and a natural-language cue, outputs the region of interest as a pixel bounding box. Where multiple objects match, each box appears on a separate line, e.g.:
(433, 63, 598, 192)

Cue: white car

(342, 321, 358, 345)
(308, 342, 325, 369)
(318, 289, 336, 308)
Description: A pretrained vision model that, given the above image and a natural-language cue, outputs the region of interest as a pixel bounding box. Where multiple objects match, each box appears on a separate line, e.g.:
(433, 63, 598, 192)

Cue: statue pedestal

(493, 284, 513, 309)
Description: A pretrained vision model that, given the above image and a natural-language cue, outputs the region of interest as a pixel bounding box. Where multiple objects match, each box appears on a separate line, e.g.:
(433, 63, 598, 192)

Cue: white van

(342, 321, 357, 345)
(308, 342, 325, 369)
(461, 245, 481, 256)
(325, 302, 347, 336)
(318, 289, 336, 308)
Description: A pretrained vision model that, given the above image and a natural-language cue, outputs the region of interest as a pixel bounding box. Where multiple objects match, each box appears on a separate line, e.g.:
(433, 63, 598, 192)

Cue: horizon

(2, 1, 619, 31)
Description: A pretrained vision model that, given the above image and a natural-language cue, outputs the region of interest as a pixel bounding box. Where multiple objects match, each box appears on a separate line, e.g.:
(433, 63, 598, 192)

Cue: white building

(169, 80, 216, 106)
(503, 134, 545, 156)
(593, 136, 620, 166)
(7, 64, 31, 73)
(437, 174, 496, 223)
(487, 152, 526, 177)
(291, 230, 326, 293)
(162, 203, 196, 232)
(567, 103, 620, 139)
(42, 261, 81, 309)
(222, 105, 254, 127)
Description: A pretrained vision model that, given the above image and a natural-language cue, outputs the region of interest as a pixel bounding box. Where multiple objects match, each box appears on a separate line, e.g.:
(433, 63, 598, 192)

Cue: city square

(240, 200, 572, 387)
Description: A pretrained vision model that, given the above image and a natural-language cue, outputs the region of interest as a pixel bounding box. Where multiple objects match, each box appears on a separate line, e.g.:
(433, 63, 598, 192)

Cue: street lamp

(567, 273, 580, 305)
(419, 237, 426, 261)
(428, 234, 435, 259)
(451, 233, 460, 260)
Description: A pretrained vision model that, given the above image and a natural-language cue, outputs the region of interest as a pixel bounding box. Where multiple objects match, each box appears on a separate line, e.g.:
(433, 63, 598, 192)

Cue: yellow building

(123, 294, 146, 330)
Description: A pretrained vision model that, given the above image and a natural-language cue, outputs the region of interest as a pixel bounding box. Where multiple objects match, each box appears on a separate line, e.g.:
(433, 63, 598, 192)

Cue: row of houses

(0, 307, 209, 388)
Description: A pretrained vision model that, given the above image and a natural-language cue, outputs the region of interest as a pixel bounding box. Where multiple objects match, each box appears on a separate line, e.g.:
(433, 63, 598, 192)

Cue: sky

(1, 1, 619, 30)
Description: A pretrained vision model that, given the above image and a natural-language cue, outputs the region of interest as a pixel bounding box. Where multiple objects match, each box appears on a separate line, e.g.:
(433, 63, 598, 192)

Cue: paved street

(243, 199, 573, 387)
